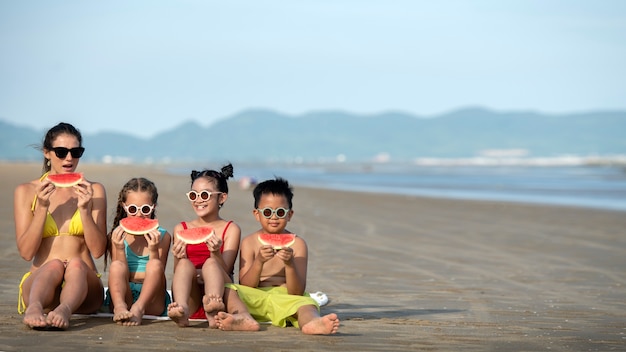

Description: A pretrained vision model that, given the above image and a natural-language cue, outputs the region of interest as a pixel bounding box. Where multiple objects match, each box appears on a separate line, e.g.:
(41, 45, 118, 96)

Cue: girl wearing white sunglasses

(167, 164, 259, 331)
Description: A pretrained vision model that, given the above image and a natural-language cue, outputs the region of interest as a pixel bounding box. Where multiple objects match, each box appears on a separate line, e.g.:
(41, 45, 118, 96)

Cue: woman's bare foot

(301, 313, 340, 335)
(167, 302, 189, 327)
(46, 303, 72, 330)
(203, 294, 225, 328)
(23, 303, 49, 329)
(214, 311, 260, 331)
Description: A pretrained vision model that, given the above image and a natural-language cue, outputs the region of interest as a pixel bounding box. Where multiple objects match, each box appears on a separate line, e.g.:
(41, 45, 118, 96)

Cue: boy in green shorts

(219, 177, 339, 334)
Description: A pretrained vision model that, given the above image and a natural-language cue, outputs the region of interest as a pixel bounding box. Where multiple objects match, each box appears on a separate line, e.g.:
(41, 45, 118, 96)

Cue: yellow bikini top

(33, 172, 84, 238)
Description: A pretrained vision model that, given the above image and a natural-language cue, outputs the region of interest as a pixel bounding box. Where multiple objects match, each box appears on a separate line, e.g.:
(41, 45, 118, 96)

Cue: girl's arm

(157, 231, 171, 266)
(14, 181, 49, 261)
(77, 181, 108, 258)
(110, 226, 127, 263)
(170, 223, 185, 271)
(211, 222, 241, 277)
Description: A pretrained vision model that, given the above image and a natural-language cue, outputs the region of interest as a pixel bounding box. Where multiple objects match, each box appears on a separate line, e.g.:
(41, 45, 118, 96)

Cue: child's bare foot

(23, 303, 48, 329)
(301, 313, 340, 335)
(214, 311, 260, 331)
(121, 306, 144, 326)
(46, 303, 72, 330)
(167, 302, 189, 327)
(203, 294, 225, 314)
(203, 294, 225, 328)
(113, 306, 133, 325)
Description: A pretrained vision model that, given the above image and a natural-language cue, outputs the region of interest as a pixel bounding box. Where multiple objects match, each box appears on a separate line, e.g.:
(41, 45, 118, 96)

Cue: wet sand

(1, 163, 625, 351)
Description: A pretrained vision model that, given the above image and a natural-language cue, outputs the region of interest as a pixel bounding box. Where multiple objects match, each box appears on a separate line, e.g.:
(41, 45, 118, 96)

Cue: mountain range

(2, 107, 625, 164)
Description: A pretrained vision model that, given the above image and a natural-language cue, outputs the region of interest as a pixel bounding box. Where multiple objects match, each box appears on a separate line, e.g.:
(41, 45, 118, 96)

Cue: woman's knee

(43, 258, 67, 271)
(34, 259, 66, 281)
(65, 257, 89, 272)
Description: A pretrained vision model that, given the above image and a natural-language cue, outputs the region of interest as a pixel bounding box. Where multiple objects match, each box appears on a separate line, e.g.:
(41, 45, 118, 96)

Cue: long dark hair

(40, 122, 83, 175)
(104, 177, 158, 271)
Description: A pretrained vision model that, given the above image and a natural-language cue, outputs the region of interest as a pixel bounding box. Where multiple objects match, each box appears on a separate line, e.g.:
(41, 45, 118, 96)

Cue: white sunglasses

(186, 190, 222, 202)
(257, 207, 290, 219)
(124, 203, 155, 216)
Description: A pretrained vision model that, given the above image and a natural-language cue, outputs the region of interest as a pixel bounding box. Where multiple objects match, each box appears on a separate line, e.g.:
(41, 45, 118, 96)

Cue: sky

(1, 1, 625, 138)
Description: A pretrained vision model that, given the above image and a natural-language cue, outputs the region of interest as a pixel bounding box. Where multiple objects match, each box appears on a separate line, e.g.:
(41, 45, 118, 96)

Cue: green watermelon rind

(47, 172, 84, 187)
(120, 217, 159, 235)
(257, 233, 297, 249)
(177, 227, 215, 245)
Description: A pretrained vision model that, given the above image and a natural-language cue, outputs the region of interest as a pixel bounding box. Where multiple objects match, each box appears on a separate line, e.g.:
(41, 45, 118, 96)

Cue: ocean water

(171, 163, 626, 212)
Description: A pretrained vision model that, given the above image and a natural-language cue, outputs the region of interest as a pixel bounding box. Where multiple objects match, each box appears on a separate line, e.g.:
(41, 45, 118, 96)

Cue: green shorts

(226, 284, 319, 328)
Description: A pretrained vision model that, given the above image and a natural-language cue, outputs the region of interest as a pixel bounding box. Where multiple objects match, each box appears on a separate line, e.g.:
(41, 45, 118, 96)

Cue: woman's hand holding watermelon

(74, 179, 94, 210)
(35, 178, 55, 208)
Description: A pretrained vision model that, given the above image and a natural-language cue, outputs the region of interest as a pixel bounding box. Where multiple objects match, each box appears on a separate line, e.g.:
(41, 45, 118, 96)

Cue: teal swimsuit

(103, 226, 171, 315)
(125, 227, 166, 273)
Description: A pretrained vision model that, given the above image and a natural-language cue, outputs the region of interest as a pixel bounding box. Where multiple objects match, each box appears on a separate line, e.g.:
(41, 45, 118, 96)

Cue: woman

(14, 122, 107, 330)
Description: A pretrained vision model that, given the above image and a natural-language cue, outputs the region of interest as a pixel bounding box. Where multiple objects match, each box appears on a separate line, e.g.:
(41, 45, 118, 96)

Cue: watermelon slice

(176, 226, 215, 245)
(120, 217, 159, 235)
(257, 233, 296, 250)
(47, 172, 84, 187)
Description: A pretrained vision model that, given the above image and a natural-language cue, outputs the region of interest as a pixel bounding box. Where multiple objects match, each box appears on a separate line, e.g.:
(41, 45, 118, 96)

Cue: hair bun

(220, 163, 234, 179)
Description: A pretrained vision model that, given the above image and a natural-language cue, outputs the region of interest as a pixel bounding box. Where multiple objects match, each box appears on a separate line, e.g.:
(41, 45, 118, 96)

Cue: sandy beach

(1, 162, 625, 351)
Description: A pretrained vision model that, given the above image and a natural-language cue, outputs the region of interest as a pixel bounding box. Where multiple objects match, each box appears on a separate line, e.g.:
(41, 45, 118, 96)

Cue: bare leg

(168, 259, 198, 327)
(108, 260, 133, 324)
(214, 288, 260, 331)
(46, 258, 93, 329)
(123, 259, 168, 326)
(297, 305, 340, 335)
(201, 258, 226, 327)
(22, 260, 65, 329)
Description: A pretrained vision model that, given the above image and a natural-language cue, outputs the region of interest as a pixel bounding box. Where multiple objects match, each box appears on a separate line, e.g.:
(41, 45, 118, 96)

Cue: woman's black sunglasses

(51, 147, 85, 159)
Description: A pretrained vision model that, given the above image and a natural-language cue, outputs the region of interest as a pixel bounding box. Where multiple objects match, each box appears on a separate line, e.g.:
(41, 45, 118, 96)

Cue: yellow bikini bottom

(18, 271, 102, 314)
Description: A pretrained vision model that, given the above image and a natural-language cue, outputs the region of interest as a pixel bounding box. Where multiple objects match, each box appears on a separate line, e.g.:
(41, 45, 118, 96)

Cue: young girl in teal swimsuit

(104, 178, 171, 326)
(14, 122, 107, 330)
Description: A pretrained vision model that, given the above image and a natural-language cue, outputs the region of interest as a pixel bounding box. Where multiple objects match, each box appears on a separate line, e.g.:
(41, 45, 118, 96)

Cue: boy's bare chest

(261, 256, 287, 277)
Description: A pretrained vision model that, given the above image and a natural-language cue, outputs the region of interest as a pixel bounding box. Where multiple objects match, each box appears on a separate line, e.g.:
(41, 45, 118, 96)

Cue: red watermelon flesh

(47, 172, 83, 187)
(257, 233, 296, 249)
(120, 217, 159, 235)
(177, 226, 215, 245)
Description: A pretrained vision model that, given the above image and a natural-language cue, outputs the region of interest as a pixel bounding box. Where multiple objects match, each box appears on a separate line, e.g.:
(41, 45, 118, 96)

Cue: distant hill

(2, 108, 625, 163)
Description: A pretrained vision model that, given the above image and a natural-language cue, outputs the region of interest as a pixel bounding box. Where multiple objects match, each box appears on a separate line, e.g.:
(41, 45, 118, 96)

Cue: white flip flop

(309, 291, 329, 306)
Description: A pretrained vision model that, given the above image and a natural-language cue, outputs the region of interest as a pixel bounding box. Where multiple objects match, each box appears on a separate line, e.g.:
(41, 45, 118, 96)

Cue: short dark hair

(253, 177, 294, 209)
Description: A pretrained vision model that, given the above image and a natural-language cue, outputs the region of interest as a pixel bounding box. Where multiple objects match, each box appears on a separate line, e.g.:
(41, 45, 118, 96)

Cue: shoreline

(1, 163, 625, 351)
(5, 161, 626, 213)
(164, 161, 626, 213)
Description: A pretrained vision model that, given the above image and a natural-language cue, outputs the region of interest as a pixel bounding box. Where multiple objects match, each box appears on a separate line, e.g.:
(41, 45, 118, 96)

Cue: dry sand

(0, 163, 625, 351)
